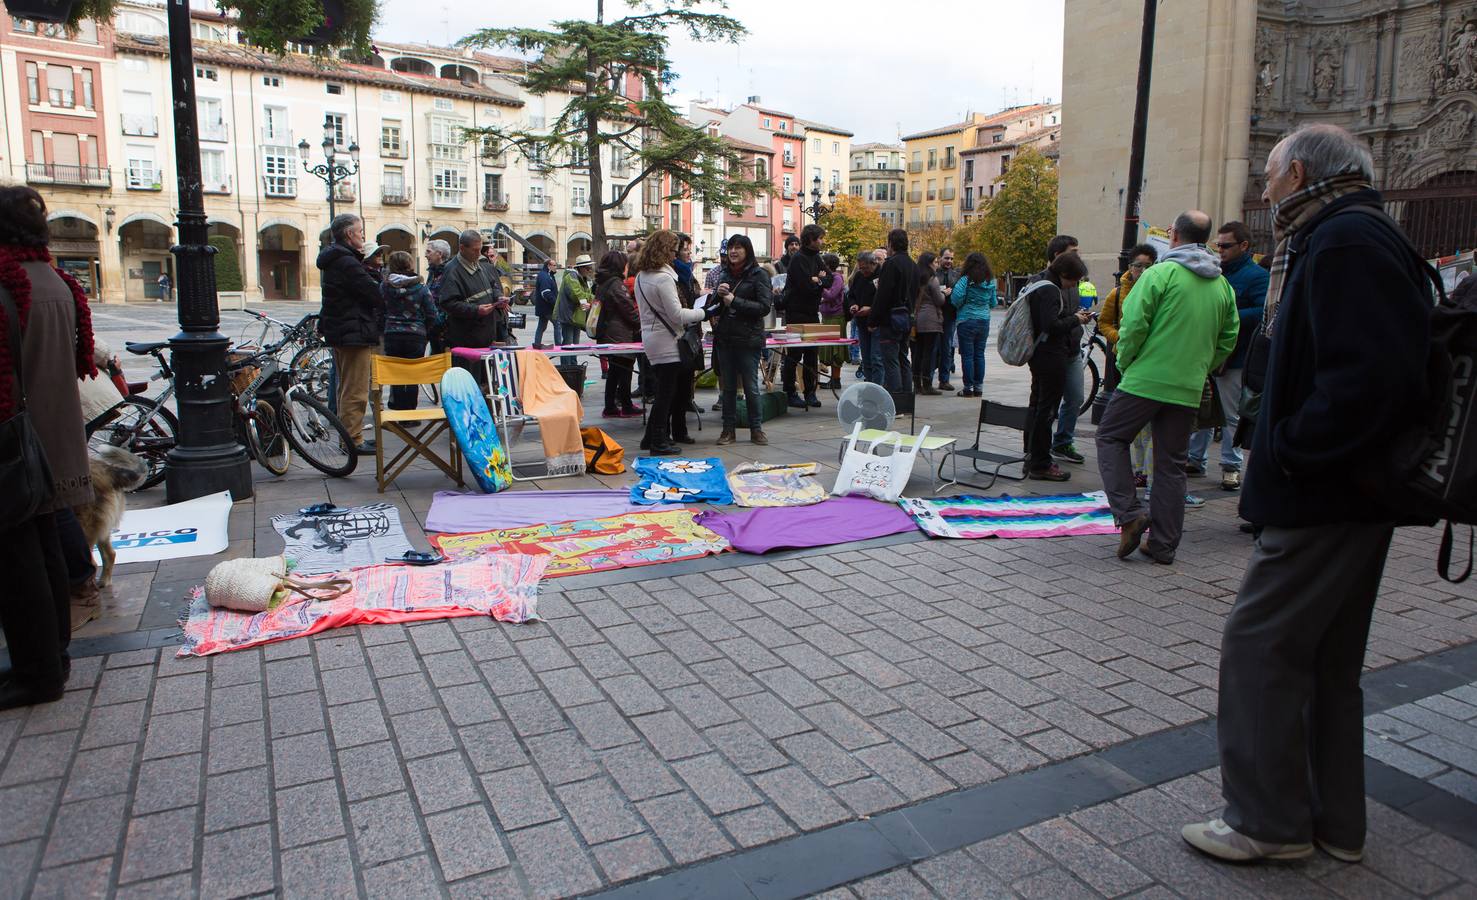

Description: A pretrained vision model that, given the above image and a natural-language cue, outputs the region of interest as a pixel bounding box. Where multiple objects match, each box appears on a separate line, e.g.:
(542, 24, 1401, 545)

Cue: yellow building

(901, 104, 1060, 230)
(796, 119, 852, 203)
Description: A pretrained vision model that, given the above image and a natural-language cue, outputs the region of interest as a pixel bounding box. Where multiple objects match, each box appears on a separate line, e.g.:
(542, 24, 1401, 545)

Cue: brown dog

(75, 444, 149, 588)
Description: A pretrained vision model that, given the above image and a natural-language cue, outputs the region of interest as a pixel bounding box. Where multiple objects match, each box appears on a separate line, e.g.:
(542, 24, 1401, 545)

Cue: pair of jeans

(935, 318, 957, 383)
(643, 361, 686, 447)
(1094, 390, 1196, 553)
(1218, 521, 1395, 847)
(382, 333, 427, 410)
(0, 512, 70, 688)
(604, 354, 636, 413)
(955, 319, 989, 390)
(533, 315, 551, 347)
(913, 332, 939, 385)
(782, 346, 818, 396)
(1188, 368, 1245, 471)
(1054, 350, 1084, 449)
(858, 327, 882, 384)
(848, 319, 862, 364)
(1026, 351, 1069, 471)
(717, 343, 763, 430)
(552, 322, 578, 367)
(878, 336, 911, 392)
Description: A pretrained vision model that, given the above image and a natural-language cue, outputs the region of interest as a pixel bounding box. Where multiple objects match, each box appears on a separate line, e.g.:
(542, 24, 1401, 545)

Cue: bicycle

(1078, 325, 1108, 415)
(86, 342, 178, 491)
(226, 336, 358, 478)
(238, 308, 332, 406)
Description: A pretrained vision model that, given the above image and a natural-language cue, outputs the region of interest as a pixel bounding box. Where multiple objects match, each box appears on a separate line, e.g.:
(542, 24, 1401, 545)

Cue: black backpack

(1343, 208, 1477, 581)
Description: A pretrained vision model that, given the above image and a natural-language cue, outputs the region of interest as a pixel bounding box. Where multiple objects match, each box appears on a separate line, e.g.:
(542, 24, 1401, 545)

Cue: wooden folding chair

(370, 353, 464, 493)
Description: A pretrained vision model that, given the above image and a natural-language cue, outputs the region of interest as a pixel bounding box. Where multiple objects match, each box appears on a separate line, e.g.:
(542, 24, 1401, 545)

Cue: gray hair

(856, 251, 876, 265)
(426, 239, 451, 259)
(458, 228, 482, 248)
(1270, 123, 1374, 183)
(329, 213, 361, 244)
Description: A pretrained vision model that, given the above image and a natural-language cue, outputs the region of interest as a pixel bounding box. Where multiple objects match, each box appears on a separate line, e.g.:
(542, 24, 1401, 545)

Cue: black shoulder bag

(0, 285, 56, 522)
(638, 275, 704, 370)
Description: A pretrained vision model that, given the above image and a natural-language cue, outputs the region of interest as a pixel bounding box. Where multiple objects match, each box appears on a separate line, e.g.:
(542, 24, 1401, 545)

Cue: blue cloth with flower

(630, 456, 734, 505)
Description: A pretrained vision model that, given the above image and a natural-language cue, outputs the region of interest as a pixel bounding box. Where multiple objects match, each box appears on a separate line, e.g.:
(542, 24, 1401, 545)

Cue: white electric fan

(836, 382, 896, 433)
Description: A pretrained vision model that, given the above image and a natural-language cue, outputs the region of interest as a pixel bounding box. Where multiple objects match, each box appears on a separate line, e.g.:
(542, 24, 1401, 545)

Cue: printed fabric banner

(178, 554, 547, 657)
(900, 491, 1120, 539)
(727, 462, 827, 508)
(630, 457, 734, 505)
(271, 503, 416, 575)
(107, 490, 232, 564)
(430, 509, 729, 578)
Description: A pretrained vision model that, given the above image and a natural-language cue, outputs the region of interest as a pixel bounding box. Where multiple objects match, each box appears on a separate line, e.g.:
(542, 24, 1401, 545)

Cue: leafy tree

(820, 194, 887, 269)
(975, 147, 1058, 276)
(460, 0, 771, 257)
(208, 235, 242, 291)
(905, 221, 957, 259)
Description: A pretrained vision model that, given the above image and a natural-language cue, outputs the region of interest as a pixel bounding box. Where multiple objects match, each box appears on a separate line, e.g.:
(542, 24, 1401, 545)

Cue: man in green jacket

(1095, 210, 1239, 564)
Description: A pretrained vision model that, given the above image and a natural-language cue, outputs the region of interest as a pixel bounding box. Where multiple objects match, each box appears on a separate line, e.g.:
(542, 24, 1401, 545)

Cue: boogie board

(441, 367, 513, 493)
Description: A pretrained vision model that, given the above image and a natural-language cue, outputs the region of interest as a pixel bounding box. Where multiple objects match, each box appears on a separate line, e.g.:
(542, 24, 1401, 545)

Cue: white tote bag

(832, 422, 930, 502)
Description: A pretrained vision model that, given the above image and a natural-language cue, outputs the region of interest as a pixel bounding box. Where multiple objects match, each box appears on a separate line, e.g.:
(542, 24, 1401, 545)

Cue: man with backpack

(1182, 124, 1435, 865)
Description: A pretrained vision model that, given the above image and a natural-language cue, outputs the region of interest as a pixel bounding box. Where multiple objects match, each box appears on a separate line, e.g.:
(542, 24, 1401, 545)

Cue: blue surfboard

(440, 367, 512, 493)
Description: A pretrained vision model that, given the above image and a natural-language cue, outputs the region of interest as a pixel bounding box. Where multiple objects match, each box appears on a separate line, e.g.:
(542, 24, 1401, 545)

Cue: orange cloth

(515, 350, 586, 475)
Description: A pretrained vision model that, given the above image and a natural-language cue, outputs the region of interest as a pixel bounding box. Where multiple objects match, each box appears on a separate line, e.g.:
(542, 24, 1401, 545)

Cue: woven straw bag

(205, 556, 350, 613)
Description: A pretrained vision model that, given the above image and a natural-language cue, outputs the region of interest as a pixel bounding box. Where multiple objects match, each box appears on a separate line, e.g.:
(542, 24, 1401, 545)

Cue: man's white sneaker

(1316, 838, 1363, 863)
(1181, 819, 1313, 862)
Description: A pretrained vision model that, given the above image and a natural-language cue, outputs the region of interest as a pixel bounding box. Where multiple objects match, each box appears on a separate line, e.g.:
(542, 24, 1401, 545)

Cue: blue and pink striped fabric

(899, 492, 1118, 539)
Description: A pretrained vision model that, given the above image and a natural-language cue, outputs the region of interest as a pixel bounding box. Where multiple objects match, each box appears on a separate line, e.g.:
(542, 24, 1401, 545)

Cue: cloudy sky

(375, 0, 1065, 144)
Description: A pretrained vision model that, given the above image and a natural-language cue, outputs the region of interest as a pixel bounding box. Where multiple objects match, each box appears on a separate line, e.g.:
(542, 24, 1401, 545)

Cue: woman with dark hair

(635, 230, 707, 454)
(709, 234, 773, 445)
(0, 186, 96, 709)
(951, 252, 998, 397)
(912, 251, 946, 395)
(1025, 252, 1091, 481)
(379, 250, 439, 410)
(817, 252, 847, 388)
(595, 250, 641, 418)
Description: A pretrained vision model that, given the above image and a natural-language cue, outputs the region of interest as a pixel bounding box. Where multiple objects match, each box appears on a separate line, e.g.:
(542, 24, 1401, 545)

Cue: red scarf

(0, 245, 96, 420)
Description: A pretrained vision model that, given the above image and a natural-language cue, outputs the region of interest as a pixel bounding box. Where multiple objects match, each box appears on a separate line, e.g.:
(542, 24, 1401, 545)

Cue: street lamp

(803, 174, 836, 222)
(298, 119, 361, 221)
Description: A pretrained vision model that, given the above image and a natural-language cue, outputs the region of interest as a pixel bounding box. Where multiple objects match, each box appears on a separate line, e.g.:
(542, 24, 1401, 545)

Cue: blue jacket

(1221, 253, 1268, 369)
(951, 275, 997, 323)
(534, 268, 558, 318)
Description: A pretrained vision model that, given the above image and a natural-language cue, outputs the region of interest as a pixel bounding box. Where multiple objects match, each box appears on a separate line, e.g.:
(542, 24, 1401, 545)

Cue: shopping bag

(831, 421, 929, 502)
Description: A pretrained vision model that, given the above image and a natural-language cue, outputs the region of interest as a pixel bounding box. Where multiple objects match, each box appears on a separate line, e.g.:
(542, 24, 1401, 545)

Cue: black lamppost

(164, 0, 252, 502)
(298, 120, 361, 221)
(804, 175, 835, 222)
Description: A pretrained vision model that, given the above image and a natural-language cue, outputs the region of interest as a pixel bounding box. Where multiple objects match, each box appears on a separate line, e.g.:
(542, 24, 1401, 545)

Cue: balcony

(961, 197, 975, 211)
(121, 113, 158, 137)
(263, 175, 297, 198)
(203, 175, 233, 195)
(25, 163, 111, 189)
(47, 89, 75, 108)
(610, 161, 631, 178)
(941, 156, 957, 170)
(908, 161, 923, 173)
(907, 191, 922, 203)
(431, 189, 464, 209)
(942, 219, 955, 229)
(261, 126, 293, 146)
(528, 193, 552, 213)
(926, 190, 937, 201)
(571, 198, 591, 216)
(482, 193, 509, 212)
(927, 159, 937, 171)
(940, 187, 956, 201)
(199, 121, 228, 142)
(782, 188, 795, 200)
(703, 208, 718, 224)
(382, 187, 413, 206)
(612, 204, 632, 219)
(126, 168, 163, 191)
(480, 149, 507, 167)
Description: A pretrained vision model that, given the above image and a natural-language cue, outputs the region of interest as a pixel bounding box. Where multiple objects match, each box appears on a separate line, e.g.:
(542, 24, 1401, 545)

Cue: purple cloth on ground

(694, 496, 918, 554)
(425, 489, 654, 533)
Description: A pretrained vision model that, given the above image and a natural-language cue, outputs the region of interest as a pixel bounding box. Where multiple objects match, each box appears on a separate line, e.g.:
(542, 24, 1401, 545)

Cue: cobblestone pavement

(0, 301, 1470, 897)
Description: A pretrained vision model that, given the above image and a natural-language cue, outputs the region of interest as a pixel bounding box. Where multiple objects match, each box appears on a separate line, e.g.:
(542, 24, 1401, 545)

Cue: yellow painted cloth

(515, 350, 586, 475)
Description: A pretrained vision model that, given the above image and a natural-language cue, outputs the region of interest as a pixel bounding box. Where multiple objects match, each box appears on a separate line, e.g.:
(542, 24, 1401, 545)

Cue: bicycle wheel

(279, 388, 358, 477)
(1081, 338, 1107, 414)
(290, 344, 334, 406)
(88, 396, 178, 490)
(244, 398, 291, 476)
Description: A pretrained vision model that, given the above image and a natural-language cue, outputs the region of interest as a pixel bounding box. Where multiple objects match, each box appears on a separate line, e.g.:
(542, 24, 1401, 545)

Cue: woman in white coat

(633, 230, 707, 455)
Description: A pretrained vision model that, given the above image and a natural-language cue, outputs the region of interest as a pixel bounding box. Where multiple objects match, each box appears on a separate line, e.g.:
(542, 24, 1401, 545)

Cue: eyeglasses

(1128, 261, 1148, 270)
(1215, 241, 1242, 250)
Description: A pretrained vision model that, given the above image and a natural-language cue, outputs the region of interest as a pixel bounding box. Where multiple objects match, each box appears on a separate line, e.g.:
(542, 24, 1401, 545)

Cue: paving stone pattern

(2, 500, 1476, 896)
(830, 768, 1477, 899)
(1366, 681, 1477, 804)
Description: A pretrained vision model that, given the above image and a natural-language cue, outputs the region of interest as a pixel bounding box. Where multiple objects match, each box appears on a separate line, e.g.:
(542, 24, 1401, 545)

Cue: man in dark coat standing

(316, 212, 382, 452)
(868, 228, 918, 392)
(780, 224, 826, 408)
(439, 229, 508, 352)
(533, 257, 559, 348)
(1183, 124, 1433, 865)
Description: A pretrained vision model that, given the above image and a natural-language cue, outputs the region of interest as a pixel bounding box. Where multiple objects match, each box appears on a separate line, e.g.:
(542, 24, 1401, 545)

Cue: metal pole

(1118, 0, 1158, 274)
(164, 0, 253, 502)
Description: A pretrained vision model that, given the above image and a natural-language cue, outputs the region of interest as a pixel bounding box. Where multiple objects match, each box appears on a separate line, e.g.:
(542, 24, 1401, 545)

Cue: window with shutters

(381, 120, 403, 157)
(46, 65, 74, 108)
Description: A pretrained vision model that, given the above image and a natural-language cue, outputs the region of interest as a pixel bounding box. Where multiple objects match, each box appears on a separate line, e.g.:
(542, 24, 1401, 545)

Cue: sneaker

(354, 441, 376, 455)
(1221, 469, 1241, 491)
(716, 429, 736, 446)
(1185, 462, 1207, 477)
(1184, 494, 1205, 509)
(1181, 819, 1313, 862)
(1052, 443, 1086, 464)
(1316, 838, 1364, 863)
(1117, 515, 1150, 559)
(786, 392, 807, 409)
(805, 393, 822, 408)
(1028, 464, 1071, 482)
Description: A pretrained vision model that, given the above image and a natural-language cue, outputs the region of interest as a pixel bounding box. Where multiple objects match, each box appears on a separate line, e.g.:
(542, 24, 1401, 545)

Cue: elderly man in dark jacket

(532, 257, 559, 348)
(868, 228, 918, 392)
(439, 229, 508, 352)
(780, 223, 827, 408)
(1182, 124, 1433, 866)
(317, 212, 382, 452)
